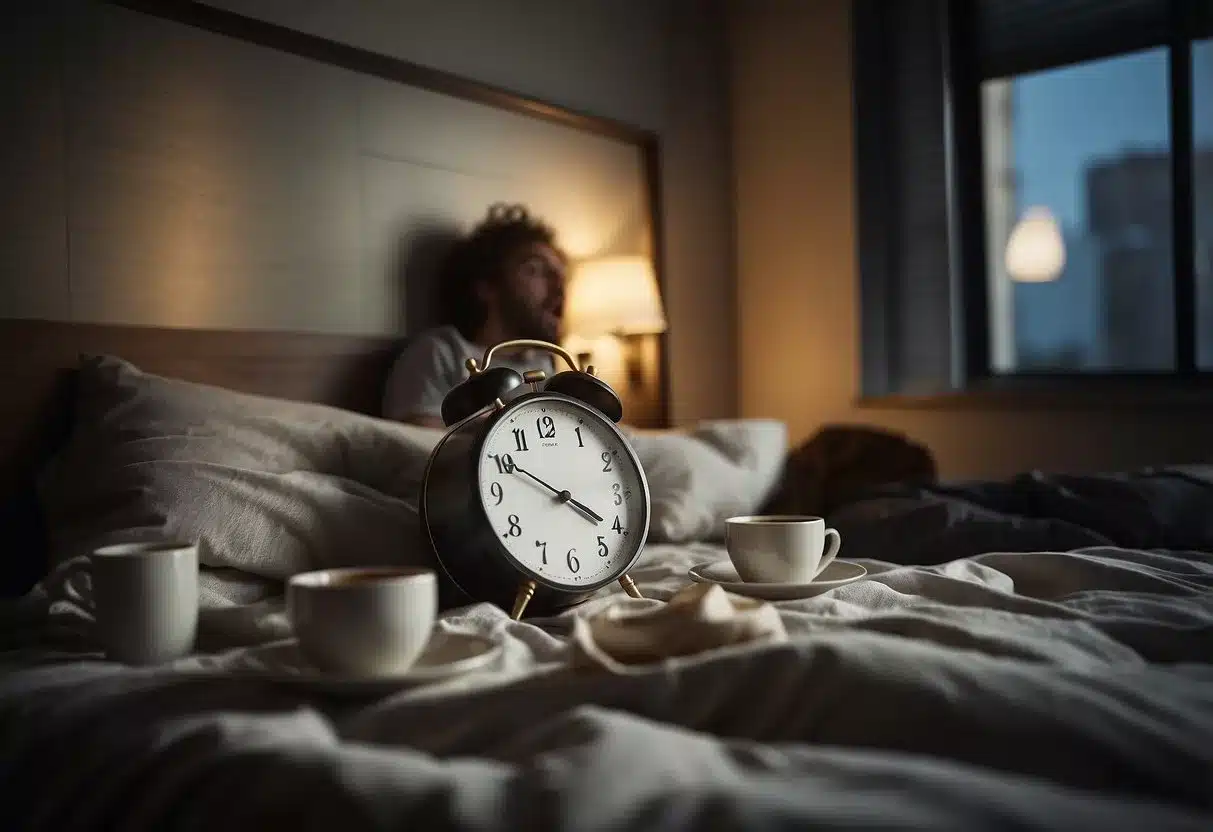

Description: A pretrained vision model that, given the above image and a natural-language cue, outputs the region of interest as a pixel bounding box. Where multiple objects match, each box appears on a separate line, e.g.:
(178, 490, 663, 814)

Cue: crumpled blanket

(833, 465, 1213, 565)
(2, 542, 1212, 831)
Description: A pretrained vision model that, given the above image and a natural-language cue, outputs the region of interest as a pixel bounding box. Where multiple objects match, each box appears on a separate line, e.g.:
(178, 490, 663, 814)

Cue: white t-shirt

(382, 325, 558, 423)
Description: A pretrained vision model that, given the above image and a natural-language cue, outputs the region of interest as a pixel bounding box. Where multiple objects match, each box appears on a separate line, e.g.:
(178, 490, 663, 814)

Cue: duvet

(2, 541, 1212, 831)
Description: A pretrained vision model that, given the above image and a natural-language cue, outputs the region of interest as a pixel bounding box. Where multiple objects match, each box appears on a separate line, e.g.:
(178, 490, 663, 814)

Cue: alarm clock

(419, 338, 650, 620)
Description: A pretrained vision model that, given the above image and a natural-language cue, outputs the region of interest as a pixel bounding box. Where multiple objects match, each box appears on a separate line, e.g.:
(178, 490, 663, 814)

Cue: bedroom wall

(194, 0, 739, 427)
(0, 0, 736, 427)
(729, 0, 1213, 478)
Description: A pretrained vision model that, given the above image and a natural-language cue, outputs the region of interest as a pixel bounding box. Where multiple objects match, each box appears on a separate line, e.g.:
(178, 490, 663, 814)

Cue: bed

(2, 346, 1212, 831)
(3, 2, 1212, 827)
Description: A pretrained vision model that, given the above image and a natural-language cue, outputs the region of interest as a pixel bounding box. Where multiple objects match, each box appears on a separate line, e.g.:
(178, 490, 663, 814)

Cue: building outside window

(853, 0, 1213, 398)
(983, 44, 1213, 373)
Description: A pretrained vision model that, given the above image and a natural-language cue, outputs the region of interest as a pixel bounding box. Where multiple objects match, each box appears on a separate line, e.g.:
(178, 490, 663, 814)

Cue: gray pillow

(39, 355, 445, 605)
(626, 420, 787, 543)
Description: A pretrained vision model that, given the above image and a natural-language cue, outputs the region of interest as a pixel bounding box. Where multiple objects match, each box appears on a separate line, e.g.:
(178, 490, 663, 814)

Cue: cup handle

(53, 556, 94, 610)
(815, 529, 841, 577)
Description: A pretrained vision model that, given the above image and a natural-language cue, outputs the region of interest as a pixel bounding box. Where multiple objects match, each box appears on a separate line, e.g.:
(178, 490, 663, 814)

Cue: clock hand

(506, 463, 561, 495)
(509, 465, 604, 523)
(563, 495, 605, 524)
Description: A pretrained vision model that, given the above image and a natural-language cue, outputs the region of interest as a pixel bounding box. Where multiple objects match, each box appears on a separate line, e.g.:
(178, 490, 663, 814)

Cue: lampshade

(563, 256, 668, 337)
(1005, 206, 1065, 283)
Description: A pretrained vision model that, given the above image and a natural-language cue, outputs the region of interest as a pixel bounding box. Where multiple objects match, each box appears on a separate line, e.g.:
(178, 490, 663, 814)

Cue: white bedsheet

(2, 543, 1213, 830)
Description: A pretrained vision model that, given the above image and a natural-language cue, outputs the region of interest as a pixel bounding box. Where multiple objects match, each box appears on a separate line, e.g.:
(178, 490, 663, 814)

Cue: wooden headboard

(0, 319, 402, 501)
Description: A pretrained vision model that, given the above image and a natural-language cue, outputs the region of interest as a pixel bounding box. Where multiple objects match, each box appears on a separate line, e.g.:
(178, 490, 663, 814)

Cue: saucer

(688, 559, 867, 601)
(233, 630, 502, 696)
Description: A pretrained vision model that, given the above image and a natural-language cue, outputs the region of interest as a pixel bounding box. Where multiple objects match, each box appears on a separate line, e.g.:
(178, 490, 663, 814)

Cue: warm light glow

(562, 334, 625, 382)
(1005, 206, 1065, 283)
(563, 256, 668, 337)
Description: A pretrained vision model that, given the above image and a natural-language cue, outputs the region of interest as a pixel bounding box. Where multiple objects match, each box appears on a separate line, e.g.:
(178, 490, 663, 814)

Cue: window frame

(855, 0, 1213, 409)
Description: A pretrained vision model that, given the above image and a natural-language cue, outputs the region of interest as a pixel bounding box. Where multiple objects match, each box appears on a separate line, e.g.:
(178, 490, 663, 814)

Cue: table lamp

(563, 255, 667, 387)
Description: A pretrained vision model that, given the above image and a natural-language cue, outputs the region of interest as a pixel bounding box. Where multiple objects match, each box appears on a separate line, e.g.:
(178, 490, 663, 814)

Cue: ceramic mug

(91, 540, 199, 665)
(725, 515, 841, 584)
(287, 566, 437, 677)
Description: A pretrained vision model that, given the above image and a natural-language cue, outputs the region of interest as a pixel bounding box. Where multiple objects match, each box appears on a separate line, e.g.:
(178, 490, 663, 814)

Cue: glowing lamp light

(1005, 206, 1065, 283)
(563, 256, 667, 337)
(562, 255, 666, 389)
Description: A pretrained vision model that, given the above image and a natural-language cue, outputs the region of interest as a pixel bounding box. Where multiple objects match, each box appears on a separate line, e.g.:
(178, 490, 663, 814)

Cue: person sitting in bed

(383, 203, 567, 428)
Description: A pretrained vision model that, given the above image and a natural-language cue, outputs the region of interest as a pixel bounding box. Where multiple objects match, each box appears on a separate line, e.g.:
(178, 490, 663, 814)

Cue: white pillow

(626, 420, 788, 543)
(39, 356, 444, 604)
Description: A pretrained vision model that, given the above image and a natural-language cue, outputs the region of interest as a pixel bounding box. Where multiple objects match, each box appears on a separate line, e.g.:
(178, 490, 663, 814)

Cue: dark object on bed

(760, 424, 938, 517)
(0, 490, 49, 598)
(0, 368, 76, 598)
(831, 466, 1213, 566)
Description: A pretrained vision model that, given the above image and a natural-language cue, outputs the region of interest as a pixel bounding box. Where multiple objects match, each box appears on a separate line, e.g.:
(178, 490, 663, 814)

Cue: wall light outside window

(1005, 206, 1066, 283)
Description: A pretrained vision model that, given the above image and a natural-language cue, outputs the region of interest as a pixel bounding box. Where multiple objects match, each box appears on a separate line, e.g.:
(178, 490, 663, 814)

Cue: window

(983, 50, 1175, 372)
(854, 0, 1213, 398)
(1197, 37, 1213, 367)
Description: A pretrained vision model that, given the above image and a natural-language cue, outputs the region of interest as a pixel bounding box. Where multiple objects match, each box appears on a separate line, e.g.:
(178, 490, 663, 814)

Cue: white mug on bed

(89, 540, 199, 665)
(287, 566, 437, 677)
(725, 515, 841, 584)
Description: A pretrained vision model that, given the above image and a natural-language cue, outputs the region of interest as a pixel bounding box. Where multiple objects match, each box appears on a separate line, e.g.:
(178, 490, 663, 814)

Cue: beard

(499, 294, 561, 343)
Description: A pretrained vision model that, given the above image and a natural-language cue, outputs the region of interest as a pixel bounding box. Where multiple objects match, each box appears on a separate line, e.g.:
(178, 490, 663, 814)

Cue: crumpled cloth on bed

(832, 465, 1213, 566)
(5, 542, 1213, 832)
(570, 582, 787, 673)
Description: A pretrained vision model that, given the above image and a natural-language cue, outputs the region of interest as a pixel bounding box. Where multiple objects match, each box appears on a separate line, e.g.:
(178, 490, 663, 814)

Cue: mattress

(2, 542, 1212, 830)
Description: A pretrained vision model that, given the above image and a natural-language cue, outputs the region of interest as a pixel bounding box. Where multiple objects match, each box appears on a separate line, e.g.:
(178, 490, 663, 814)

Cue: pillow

(38, 355, 445, 605)
(626, 420, 787, 543)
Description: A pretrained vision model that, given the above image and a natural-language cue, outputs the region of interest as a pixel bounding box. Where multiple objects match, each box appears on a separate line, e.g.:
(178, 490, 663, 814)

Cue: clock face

(477, 394, 649, 590)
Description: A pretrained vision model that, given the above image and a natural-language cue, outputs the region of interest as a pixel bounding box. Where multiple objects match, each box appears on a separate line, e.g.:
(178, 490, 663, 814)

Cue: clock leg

(618, 573, 644, 599)
(510, 579, 538, 620)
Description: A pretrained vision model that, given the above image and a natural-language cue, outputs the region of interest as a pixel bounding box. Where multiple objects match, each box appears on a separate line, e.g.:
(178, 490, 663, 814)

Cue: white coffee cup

(91, 540, 199, 665)
(725, 515, 842, 584)
(287, 566, 437, 677)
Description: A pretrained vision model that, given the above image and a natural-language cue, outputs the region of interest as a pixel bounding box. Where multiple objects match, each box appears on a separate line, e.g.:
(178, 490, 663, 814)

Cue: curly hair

(437, 203, 561, 340)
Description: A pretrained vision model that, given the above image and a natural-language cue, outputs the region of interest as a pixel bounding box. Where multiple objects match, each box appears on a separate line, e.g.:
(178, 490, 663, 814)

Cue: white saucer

(232, 630, 502, 696)
(688, 559, 867, 601)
